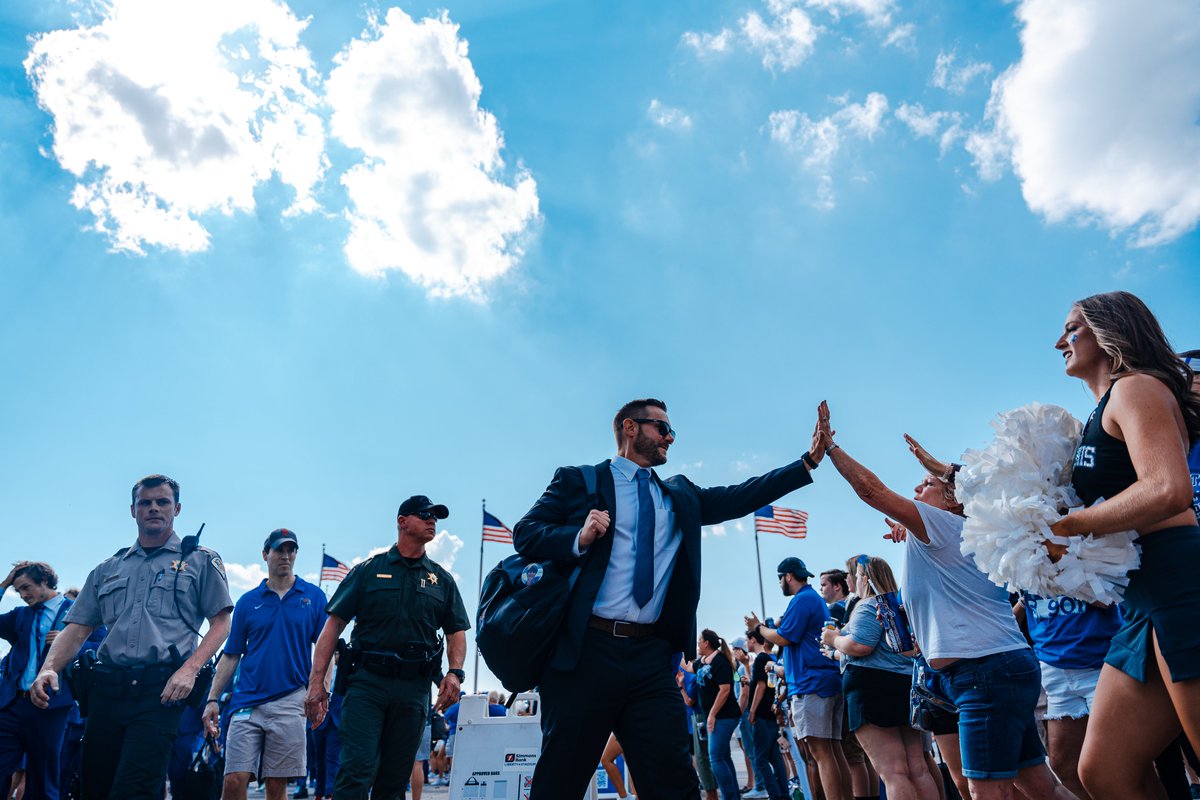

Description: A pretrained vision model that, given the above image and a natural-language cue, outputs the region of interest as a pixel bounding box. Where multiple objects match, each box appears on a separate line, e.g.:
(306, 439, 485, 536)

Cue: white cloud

(931, 49, 992, 94)
(895, 102, 966, 153)
(702, 524, 728, 539)
(683, 0, 907, 71)
(326, 9, 539, 299)
(883, 23, 915, 49)
(769, 92, 888, 207)
(683, 3, 819, 73)
(224, 561, 267, 593)
(426, 529, 465, 575)
(972, 0, 1200, 245)
(742, 7, 820, 72)
(24, 0, 327, 255)
(682, 28, 734, 56)
(648, 99, 693, 131)
(804, 0, 895, 29)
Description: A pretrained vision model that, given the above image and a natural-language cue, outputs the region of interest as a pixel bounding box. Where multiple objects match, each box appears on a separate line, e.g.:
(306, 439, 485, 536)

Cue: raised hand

(904, 434, 951, 478)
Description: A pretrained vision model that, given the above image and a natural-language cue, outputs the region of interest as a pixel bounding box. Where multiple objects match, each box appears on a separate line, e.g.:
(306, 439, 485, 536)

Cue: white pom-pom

(956, 402, 1140, 605)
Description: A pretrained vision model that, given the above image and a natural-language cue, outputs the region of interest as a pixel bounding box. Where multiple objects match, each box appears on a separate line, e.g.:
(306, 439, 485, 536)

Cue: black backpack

(476, 464, 598, 693)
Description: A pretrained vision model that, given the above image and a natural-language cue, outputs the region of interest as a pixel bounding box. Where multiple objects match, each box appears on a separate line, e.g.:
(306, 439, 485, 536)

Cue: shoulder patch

(209, 556, 226, 576)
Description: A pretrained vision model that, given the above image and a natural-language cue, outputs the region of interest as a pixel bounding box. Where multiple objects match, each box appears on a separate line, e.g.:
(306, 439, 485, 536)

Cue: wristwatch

(446, 668, 466, 681)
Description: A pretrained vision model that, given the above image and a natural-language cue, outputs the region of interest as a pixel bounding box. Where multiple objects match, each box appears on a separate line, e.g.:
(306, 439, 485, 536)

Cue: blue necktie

(633, 468, 655, 608)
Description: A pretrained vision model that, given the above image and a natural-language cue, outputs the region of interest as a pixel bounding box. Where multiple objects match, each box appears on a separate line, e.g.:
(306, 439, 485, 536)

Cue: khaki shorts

(225, 688, 308, 779)
(790, 693, 843, 741)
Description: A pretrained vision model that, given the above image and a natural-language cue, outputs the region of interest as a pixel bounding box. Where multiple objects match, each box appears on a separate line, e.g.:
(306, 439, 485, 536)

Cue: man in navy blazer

(0, 562, 97, 799)
(514, 398, 826, 800)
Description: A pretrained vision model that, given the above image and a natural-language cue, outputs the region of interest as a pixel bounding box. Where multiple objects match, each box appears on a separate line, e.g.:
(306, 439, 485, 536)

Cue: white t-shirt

(904, 502, 1029, 662)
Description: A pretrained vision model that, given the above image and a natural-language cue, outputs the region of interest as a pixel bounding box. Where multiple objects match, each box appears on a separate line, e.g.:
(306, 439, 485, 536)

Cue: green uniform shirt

(65, 534, 233, 666)
(326, 546, 469, 653)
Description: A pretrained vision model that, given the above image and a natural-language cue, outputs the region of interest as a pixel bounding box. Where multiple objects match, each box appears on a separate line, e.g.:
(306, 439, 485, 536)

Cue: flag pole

(754, 526, 766, 619)
(475, 499, 486, 694)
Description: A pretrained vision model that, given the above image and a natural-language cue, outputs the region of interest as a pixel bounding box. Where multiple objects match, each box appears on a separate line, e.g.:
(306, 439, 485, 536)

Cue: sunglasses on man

(411, 510, 439, 521)
(631, 418, 677, 438)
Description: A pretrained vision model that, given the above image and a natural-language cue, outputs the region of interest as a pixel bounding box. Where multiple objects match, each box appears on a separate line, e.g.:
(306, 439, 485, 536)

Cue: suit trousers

(0, 697, 70, 800)
(533, 627, 699, 800)
(82, 682, 185, 800)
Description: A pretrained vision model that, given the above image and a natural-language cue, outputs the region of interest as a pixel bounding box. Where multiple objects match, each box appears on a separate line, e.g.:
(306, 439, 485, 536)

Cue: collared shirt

(226, 576, 327, 709)
(776, 584, 840, 698)
(66, 534, 233, 666)
(326, 546, 470, 653)
(590, 456, 681, 624)
(21, 594, 65, 690)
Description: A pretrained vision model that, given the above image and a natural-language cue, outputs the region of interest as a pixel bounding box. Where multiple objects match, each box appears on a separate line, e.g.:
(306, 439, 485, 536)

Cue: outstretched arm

(817, 401, 928, 540)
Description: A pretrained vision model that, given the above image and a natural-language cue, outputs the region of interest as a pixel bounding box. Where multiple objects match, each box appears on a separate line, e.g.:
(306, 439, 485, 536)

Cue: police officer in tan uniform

(32, 474, 233, 800)
(306, 494, 469, 800)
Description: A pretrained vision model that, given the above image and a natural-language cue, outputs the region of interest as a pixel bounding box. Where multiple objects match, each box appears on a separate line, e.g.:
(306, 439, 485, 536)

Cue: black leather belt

(588, 615, 654, 638)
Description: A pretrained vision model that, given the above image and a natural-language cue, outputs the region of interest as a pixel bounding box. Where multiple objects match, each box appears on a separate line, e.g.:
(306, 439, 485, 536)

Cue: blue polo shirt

(226, 576, 326, 710)
(776, 583, 840, 698)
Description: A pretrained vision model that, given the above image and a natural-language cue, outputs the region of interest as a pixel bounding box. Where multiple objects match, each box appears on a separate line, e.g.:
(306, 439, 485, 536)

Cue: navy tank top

(1071, 387, 1139, 507)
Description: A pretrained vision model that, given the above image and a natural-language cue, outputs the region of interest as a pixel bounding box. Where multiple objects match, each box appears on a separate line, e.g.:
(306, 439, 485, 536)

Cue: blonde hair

(855, 555, 899, 598)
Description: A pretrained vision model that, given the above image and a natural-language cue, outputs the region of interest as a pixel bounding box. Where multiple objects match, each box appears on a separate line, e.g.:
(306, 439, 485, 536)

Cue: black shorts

(843, 665, 912, 731)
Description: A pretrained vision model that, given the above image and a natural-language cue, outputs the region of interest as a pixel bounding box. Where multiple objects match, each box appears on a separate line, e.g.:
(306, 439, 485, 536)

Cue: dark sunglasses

(412, 510, 439, 521)
(631, 418, 676, 438)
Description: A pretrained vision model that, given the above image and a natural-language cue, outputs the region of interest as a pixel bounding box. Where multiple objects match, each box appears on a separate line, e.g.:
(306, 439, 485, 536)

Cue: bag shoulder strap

(567, 463, 605, 585)
(577, 463, 599, 507)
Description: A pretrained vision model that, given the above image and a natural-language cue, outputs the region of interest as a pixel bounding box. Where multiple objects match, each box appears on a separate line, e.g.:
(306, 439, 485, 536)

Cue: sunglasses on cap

(631, 418, 677, 438)
(411, 510, 439, 521)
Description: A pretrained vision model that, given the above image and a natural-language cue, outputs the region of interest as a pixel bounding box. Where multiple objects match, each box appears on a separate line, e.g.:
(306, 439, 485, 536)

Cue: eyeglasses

(412, 510, 439, 521)
(631, 418, 676, 438)
(777, 574, 787, 581)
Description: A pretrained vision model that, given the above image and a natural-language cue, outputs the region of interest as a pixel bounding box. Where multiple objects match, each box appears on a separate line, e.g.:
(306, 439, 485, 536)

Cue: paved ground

(268, 747, 754, 799)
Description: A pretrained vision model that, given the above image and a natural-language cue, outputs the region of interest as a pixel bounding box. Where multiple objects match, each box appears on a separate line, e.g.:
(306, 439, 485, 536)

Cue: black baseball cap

(264, 528, 299, 550)
(397, 495, 450, 520)
(777, 556, 814, 580)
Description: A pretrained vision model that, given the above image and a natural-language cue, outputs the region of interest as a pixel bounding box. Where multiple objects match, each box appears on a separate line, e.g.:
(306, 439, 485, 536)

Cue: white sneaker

(744, 790, 770, 799)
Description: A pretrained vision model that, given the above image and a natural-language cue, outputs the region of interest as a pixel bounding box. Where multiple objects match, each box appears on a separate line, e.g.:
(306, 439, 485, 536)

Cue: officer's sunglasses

(412, 510, 439, 521)
(631, 418, 676, 438)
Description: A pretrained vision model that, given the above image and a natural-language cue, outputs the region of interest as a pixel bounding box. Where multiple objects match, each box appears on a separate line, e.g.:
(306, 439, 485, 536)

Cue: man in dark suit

(0, 561, 99, 800)
(514, 398, 826, 800)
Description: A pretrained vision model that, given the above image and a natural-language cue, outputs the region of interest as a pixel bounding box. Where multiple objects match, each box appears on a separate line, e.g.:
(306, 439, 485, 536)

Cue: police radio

(181, 522, 205, 555)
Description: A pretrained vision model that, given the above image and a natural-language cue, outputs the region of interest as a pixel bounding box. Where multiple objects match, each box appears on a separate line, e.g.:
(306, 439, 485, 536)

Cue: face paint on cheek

(1069, 334, 1078, 344)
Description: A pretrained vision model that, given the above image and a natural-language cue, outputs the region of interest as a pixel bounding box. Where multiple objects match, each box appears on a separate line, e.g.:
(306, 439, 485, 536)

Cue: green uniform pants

(333, 670, 429, 800)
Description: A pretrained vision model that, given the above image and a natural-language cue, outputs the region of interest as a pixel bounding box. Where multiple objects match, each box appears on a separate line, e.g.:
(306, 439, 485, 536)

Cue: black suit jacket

(514, 458, 813, 671)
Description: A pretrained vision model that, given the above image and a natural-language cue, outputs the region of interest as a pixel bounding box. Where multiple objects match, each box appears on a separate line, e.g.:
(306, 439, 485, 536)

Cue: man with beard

(514, 398, 826, 800)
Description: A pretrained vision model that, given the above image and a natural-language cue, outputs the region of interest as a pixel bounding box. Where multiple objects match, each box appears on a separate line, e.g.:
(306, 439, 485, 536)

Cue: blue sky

(1, 0, 1197, 686)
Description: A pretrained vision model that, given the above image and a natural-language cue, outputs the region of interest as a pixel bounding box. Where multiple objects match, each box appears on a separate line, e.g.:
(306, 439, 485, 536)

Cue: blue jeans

(738, 711, 762, 789)
(707, 716, 741, 800)
(751, 716, 789, 799)
(938, 648, 1046, 780)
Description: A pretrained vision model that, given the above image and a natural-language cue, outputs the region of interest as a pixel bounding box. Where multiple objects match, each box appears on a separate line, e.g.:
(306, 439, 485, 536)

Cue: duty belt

(91, 661, 176, 691)
(358, 650, 438, 680)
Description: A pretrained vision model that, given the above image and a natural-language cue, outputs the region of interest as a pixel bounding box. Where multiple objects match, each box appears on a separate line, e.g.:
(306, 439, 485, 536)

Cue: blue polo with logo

(226, 576, 326, 709)
(776, 583, 840, 698)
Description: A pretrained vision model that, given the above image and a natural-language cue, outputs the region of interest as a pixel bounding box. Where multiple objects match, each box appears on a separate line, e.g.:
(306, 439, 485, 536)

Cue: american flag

(321, 553, 350, 582)
(754, 505, 808, 539)
(482, 510, 514, 544)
